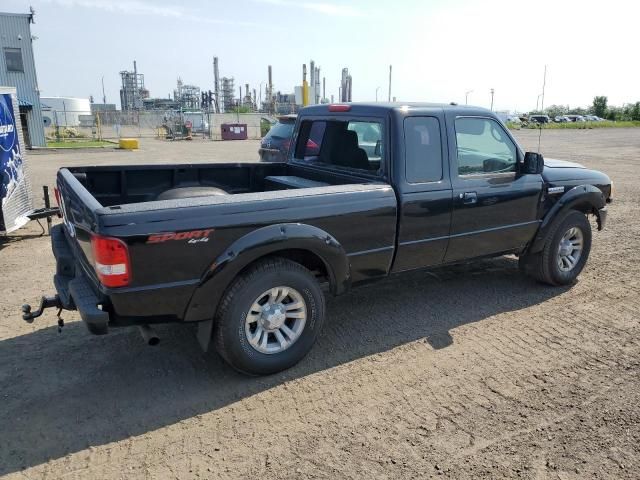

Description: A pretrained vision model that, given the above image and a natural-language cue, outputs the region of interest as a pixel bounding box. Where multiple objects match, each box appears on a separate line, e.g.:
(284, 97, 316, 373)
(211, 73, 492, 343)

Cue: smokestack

(341, 68, 348, 102)
(347, 75, 352, 102)
(388, 65, 392, 102)
(302, 64, 309, 106)
(310, 60, 315, 96)
(323, 77, 326, 101)
(213, 56, 220, 113)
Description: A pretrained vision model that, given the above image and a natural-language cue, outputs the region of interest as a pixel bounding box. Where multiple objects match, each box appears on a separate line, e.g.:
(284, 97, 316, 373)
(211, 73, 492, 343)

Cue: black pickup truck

(24, 103, 612, 375)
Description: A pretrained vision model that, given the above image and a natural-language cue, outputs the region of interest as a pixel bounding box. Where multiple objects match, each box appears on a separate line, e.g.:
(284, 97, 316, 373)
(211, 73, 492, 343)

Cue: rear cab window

(265, 121, 295, 139)
(293, 118, 385, 175)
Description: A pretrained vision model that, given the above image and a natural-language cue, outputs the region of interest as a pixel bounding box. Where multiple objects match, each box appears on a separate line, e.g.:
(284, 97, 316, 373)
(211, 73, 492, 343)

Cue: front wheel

(519, 210, 592, 285)
(213, 258, 325, 375)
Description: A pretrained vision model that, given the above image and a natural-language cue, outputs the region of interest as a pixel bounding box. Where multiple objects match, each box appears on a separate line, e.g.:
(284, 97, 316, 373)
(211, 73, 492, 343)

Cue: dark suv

(258, 115, 297, 162)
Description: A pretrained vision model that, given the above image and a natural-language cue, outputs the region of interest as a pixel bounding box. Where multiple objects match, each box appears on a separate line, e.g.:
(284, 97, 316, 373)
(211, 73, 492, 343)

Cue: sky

(2, 0, 639, 112)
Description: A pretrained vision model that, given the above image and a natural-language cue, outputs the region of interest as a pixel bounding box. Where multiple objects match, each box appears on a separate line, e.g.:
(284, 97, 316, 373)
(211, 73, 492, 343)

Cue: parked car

(258, 114, 297, 162)
(566, 115, 586, 122)
(259, 114, 321, 162)
(503, 114, 522, 124)
(24, 103, 612, 375)
(554, 116, 571, 123)
(529, 114, 551, 124)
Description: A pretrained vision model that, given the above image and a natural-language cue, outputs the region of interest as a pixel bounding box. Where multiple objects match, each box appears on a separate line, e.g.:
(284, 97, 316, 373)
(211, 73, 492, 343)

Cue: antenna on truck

(537, 65, 547, 153)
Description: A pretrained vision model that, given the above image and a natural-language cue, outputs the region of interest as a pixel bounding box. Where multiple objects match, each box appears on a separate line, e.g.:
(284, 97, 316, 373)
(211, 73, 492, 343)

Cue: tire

(155, 186, 227, 201)
(519, 210, 592, 286)
(213, 258, 325, 375)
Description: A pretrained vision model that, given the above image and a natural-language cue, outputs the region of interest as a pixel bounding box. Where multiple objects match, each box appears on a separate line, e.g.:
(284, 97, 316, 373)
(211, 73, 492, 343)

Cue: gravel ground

(1, 130, 638, 479)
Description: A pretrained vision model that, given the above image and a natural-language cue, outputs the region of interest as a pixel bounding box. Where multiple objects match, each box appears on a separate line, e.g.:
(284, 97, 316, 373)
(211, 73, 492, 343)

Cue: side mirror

(521, 151, 544, 174)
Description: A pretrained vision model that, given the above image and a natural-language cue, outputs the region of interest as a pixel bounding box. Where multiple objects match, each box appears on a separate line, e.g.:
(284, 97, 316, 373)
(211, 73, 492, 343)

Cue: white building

(41, 96, 91, 127)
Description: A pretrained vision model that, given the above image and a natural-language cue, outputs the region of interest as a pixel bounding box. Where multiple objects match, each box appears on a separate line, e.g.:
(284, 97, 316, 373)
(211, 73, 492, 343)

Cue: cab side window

(455, 118, 517, 175)
(404, 116, 443, 183)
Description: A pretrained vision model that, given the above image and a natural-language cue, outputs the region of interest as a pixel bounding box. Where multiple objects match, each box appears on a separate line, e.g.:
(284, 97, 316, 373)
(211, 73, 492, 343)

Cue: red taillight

(90, 235, 131, 288)
(328, 104, 351, 112)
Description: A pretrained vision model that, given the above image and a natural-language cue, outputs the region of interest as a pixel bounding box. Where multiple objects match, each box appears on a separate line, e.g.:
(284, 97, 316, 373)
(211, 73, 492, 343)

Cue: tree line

(532, 96, 640, 121)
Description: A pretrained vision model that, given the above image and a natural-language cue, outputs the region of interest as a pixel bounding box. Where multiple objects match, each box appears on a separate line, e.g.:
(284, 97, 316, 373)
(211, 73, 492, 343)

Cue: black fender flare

(528, 184, 605, 254)
(184, 223, 350, 325)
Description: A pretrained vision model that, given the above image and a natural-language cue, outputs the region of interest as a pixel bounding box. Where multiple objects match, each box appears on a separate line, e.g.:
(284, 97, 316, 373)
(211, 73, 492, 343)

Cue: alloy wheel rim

(244, 286, 307, 354)
(557, 226, 584, 272)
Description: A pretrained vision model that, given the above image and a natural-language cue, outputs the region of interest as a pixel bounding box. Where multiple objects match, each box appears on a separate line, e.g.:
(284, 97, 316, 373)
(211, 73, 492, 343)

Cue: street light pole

(465, 90, 473, 105)
(490, 88, 495, 111)
(536, 93, 543, 112)
(375, 86, 380, 102)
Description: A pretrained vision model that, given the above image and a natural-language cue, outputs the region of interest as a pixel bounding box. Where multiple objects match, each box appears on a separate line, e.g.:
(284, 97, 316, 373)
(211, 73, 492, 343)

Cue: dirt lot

(1, 130, 638, 479)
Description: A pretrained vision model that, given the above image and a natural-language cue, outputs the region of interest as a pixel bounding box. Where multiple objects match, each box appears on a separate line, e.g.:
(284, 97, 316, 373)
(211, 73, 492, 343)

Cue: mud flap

(595, 207, 607, 231)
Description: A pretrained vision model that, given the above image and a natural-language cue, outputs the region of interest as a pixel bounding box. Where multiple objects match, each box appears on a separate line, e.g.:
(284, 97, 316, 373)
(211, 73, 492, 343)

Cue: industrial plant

(1, 6, 374, 145)
(110, 57, 346, 117)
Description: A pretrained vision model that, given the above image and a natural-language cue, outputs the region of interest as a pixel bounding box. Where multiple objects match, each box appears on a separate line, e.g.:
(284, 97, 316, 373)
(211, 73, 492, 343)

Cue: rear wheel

(214, 258, 325, 375)
(519, 210, 592, 285)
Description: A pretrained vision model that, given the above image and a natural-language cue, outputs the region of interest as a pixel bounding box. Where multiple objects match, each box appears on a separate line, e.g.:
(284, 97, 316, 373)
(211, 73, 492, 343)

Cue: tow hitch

(22, 295, 65, 331)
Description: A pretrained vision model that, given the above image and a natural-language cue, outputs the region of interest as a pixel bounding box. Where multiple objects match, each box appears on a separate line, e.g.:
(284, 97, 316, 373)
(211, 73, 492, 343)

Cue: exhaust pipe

(138, 324, 160, 346)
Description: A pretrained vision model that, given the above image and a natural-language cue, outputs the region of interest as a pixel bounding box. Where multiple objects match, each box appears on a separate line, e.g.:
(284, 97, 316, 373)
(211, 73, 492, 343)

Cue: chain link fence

(43, 109, 267, 143)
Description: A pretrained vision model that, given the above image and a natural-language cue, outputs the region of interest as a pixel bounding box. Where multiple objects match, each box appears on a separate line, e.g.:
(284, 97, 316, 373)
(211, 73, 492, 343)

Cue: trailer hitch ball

(21, 295, 62, 322)
(21, 304, 34, 323)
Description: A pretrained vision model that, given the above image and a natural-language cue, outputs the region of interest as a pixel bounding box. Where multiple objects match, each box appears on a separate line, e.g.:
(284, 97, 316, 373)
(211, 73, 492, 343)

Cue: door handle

(460, 191, 478, 204)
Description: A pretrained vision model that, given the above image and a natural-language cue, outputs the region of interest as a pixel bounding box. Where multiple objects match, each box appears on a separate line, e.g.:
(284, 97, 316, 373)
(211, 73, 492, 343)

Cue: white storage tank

(40, 96, 91, 127)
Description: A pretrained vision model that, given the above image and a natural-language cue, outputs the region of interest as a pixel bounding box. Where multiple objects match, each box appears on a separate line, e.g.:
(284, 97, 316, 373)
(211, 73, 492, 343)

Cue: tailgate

(56, 168, 103, 285)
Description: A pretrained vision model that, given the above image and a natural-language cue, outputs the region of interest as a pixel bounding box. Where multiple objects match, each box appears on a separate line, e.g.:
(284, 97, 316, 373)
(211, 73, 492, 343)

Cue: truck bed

(65, 162, 379, 206)
(55, 161, 398, 326)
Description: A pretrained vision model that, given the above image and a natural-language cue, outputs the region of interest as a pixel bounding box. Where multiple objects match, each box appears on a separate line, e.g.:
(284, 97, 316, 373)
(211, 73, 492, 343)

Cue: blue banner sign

(1, 91, 32, 233)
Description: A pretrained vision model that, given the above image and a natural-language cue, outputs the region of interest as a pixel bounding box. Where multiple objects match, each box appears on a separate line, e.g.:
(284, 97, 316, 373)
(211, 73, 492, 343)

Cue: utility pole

(490, 88, 495, 111)
(101, 76, 106, 104)
(465, 90, 473, 105)
(388, 65, 392, 102)
(540, 65, 547, 112)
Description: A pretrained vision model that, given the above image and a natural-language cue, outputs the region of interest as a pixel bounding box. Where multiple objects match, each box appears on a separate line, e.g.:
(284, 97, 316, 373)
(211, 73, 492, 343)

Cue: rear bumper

(51, 224, 110, 334)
